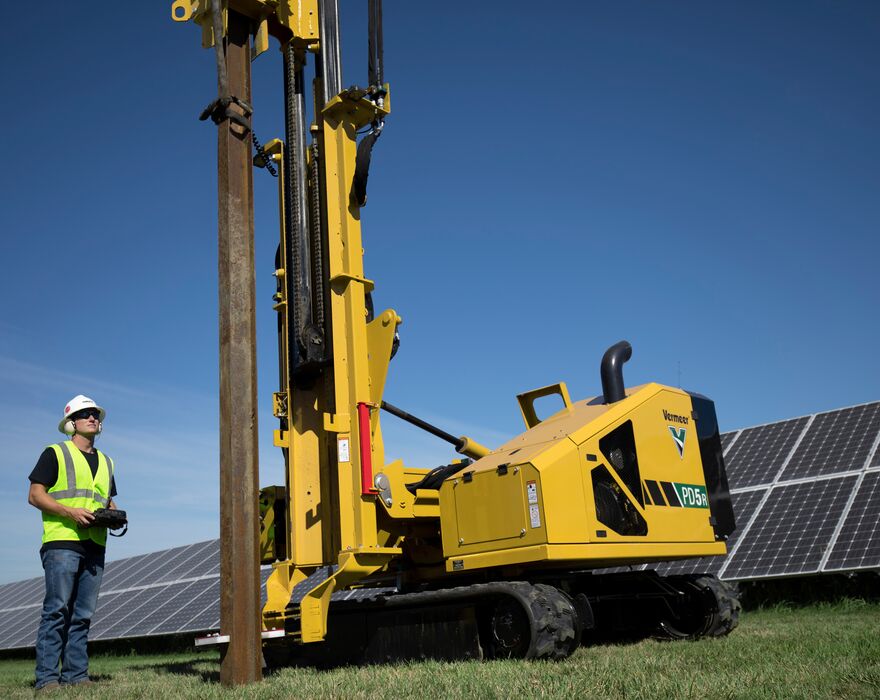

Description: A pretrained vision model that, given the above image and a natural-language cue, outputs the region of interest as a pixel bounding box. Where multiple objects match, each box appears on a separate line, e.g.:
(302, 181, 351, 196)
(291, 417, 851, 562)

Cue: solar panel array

(0, 540, 265, 651)
(2, 401, 878, 651)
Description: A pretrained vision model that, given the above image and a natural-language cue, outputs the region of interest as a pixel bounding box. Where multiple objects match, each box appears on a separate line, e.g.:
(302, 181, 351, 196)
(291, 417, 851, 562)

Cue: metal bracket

(272, 391, 288, 419)
(324, 412, 350, 433)
(374, 472, 393, 507)
(194, 628, 284, 647)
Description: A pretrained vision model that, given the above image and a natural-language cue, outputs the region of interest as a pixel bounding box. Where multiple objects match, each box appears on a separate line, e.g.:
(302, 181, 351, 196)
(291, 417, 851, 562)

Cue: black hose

(368, 0, 384, 87)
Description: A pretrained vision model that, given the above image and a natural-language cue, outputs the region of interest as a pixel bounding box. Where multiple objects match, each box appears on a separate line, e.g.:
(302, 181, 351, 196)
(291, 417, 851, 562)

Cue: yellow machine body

(439, 383, 725, 573)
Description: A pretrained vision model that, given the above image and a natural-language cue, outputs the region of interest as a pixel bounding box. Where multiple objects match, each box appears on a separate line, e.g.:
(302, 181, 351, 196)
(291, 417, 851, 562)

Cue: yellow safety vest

(42, 441, 114, 547)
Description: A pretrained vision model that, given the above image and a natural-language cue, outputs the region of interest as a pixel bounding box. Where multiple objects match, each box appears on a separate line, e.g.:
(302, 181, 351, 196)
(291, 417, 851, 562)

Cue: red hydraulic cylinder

(357, 402, 375, 495)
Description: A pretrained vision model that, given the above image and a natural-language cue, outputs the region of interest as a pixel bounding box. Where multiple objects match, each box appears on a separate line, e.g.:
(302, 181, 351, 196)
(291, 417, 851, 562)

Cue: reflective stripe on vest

(42, 441, 113, 546)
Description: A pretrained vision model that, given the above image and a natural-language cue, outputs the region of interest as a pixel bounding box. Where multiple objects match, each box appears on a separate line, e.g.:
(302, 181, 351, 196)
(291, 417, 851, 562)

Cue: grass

(1, 601, 878, 699)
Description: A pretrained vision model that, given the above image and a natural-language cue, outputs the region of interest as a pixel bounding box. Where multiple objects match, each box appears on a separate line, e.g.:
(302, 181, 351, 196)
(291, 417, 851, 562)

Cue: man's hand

(65, 507, 95, 528)
(28, 484, 98, 527)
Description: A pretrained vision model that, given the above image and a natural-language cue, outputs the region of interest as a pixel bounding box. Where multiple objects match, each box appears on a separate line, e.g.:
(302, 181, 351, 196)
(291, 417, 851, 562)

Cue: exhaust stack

(601, 340, 632, 404)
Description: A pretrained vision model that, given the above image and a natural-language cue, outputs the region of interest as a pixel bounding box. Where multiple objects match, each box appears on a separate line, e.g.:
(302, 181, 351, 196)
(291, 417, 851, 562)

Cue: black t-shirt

(29, 446, 119, 555)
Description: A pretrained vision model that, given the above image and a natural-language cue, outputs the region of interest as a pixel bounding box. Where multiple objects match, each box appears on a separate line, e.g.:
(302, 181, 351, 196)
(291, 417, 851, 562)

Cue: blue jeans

(35, 547, 105, 688)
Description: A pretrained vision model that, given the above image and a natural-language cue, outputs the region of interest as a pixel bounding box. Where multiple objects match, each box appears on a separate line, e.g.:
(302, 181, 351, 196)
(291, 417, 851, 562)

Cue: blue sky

(1, 2, 878, 584)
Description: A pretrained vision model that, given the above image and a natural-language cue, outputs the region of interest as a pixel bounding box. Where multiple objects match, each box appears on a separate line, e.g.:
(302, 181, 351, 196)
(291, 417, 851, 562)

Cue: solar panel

(780, 402, 880, 481)
(152, 578, 220, 636)
(99, 552, 151, 591)
(3, 578, 42, 610)
(117, 580, 204, 638)
(156, 540, 218, 583)
(109, 545, 190, 590)
(0, 606, 37, 648)
(132, 544, 201, 587)
(176, 578, 222, 632)
(721, 475, 858, 579)
(720, 430, 740, 455)
(722, 416, 810, 489)
(823, 471, 880, 571)
(0, 580, 31, 608)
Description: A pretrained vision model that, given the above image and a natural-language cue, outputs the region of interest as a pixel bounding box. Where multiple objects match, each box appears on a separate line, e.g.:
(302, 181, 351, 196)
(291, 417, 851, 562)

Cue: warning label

(337, 437, 350, 463)
(526, 480, 538, 504)
(529, 504, 541, 529)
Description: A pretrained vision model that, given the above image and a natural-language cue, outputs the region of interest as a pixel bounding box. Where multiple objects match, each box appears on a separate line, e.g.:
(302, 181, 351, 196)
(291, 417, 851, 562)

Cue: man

(28, 395, 119, 692)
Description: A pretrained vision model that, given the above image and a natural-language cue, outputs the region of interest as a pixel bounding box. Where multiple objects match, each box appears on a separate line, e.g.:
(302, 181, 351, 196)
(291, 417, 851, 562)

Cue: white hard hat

(59, 395, 106, 434)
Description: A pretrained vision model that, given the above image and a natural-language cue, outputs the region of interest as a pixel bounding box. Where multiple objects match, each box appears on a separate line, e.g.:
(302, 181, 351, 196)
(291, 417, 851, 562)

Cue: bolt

(458, 538, 464, 545)
(520, 529, 526, 537)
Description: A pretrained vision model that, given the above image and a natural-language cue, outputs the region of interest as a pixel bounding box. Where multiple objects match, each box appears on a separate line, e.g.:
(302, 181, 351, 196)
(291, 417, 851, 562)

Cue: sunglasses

(71, 408, 101, 421)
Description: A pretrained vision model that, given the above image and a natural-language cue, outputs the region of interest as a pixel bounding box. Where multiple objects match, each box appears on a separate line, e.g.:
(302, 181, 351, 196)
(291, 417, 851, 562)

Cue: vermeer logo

(668, 426, 686, 458)
(663, 409, 689, 425)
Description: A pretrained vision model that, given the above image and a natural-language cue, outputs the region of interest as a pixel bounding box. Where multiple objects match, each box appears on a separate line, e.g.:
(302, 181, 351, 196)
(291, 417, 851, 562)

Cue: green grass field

(2, 601, 878, 699)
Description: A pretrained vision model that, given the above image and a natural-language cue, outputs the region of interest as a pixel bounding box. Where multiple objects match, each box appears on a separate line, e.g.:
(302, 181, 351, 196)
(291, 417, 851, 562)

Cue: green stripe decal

(673, 482, 709, 509)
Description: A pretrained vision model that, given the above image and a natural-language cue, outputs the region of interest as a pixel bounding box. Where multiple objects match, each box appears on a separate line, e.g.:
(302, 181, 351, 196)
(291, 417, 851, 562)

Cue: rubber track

(375, 580, 579, 660)
(657, 573, 741, 639)
(694, 574, 741, 637)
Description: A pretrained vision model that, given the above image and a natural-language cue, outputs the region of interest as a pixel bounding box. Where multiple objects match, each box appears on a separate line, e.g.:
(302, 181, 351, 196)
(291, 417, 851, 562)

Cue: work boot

(66, 679, 96, 687)
(34, 681, 60, 694)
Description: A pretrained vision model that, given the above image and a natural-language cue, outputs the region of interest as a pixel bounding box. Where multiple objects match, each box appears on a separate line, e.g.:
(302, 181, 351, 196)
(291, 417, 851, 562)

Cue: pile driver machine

(174, 0, 740, 664)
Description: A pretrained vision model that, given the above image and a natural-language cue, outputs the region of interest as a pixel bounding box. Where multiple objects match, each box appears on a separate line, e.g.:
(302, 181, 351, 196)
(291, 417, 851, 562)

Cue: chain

(252, 131, 278, 177)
